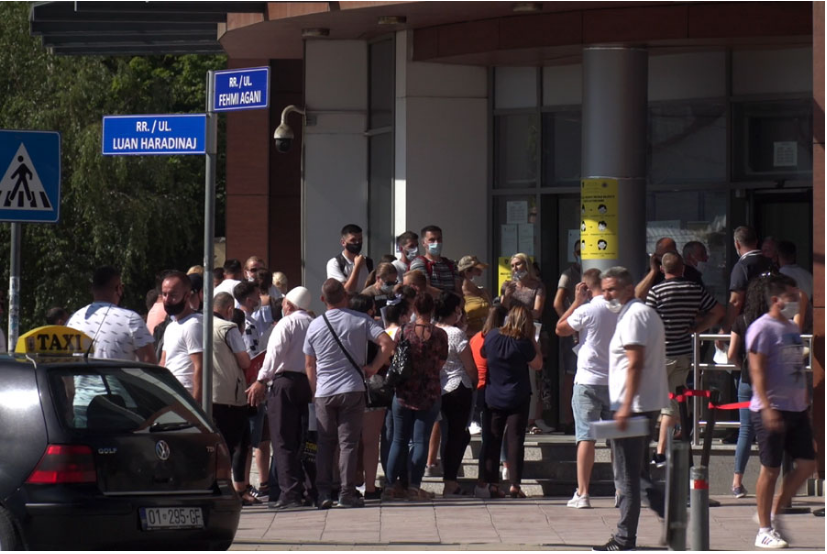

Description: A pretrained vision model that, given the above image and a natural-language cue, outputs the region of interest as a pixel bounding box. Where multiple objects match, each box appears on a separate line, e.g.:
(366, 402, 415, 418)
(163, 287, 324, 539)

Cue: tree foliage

(0, 2, 226, 333)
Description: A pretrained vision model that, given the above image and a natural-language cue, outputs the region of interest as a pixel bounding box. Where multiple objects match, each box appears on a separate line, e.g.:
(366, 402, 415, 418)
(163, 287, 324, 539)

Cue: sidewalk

(231, 495, 825, 551)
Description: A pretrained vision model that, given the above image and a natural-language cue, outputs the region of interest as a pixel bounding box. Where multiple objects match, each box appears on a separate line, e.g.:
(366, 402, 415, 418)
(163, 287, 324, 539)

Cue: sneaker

(335, 495, 365, 509)
(593, 537, 635, 551)
(424, 464, 442, 478)
(567, 490, 592, 509)
(469, 422, 482, 436)
(250, 482, 270, 500)
(732, 485, 747, 499)
(650, 453, 667, 468)
(317, 496, 334, 510)
(755, 529, 788, 549)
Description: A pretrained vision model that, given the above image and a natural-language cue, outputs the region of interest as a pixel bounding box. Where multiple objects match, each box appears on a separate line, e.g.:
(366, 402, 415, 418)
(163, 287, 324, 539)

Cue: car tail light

(26, 445, 96, 484)
(216, 442, 232, 481)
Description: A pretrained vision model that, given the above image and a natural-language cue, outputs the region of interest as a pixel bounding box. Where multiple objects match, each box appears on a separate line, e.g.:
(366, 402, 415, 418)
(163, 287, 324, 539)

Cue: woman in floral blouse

(384, 293, 448, 501)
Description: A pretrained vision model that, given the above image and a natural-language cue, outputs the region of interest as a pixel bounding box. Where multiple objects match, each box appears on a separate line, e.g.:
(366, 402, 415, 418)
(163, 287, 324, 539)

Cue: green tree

(0, 2, 226, 334)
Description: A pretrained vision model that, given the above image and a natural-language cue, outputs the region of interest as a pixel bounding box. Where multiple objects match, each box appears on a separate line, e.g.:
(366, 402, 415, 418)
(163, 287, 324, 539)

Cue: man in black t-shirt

(723, 226, 773, 334)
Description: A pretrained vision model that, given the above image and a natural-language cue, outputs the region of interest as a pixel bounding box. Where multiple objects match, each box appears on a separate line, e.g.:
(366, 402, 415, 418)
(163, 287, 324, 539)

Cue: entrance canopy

(29, 1, 265, 56)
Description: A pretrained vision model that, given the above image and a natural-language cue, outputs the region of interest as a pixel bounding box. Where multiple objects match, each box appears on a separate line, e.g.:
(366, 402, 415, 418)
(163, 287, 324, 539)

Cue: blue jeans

(734, 381, 755, 475)
(387, 395, 440, 488)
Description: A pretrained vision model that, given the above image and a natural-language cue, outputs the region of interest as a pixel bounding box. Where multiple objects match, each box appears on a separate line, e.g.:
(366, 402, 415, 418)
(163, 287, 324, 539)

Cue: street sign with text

(212, 67, 270, 112)
(102, 114, 207, 155)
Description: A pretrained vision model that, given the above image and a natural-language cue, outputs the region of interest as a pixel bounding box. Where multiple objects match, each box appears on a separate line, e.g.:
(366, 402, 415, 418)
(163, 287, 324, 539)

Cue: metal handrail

(691, 332, 814, 447)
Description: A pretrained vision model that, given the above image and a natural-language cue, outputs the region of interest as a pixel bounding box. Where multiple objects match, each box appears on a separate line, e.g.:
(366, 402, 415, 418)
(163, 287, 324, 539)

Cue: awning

(30, 1, 267, 56)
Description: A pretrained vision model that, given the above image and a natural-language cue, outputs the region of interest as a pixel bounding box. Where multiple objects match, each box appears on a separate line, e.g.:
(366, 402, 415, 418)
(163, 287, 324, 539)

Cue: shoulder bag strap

(322, 314, 365, 381)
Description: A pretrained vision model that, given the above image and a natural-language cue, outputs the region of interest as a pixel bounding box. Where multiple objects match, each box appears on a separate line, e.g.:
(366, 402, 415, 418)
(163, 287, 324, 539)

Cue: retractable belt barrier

(669, 389, 749, 411)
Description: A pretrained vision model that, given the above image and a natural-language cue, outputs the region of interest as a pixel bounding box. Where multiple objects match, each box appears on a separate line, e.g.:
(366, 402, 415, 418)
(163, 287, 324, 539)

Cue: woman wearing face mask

(458, 255, 492, 338)
(434, 291, 479, 496)
(361, 263, 399, 314)
(501, 253, 548, 434)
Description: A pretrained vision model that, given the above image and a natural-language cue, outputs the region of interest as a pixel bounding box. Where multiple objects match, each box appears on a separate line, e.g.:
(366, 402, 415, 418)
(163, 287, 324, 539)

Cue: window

(542, 111, 581, 186)
(494, 114, 539, 190)
(733, 100, 813, 181)
(367, 38, 395, 260)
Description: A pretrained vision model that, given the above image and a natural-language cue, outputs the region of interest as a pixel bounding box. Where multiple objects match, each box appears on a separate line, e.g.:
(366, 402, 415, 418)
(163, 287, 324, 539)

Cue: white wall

(303, 40, 368, 312)
(395, 31, 489, 270)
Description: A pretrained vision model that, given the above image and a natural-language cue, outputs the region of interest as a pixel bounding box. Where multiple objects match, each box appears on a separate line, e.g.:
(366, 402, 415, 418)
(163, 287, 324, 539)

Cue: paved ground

(231, 495, 825, 551)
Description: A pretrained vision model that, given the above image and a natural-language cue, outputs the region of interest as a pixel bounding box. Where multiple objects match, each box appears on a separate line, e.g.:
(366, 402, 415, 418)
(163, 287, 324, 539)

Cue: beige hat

(457, 255, 489, 274)
(285, 286, 311, 311)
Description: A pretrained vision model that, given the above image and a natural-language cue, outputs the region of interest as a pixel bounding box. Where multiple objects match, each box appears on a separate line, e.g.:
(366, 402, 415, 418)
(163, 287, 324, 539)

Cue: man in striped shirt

(646, 253, 725, 465)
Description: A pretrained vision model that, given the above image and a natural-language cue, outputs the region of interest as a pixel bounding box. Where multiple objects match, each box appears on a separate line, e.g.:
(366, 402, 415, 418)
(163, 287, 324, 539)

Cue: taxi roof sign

(16, 326, 94, 355)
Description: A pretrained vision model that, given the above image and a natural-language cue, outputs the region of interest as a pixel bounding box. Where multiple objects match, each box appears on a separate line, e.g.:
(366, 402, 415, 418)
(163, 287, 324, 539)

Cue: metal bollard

(690, 466, 710, 550)
(664, 432, 690, 550)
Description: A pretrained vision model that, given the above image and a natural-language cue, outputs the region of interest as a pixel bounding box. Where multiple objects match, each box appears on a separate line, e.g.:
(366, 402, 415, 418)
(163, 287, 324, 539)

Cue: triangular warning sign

(0, 143, 52, 211)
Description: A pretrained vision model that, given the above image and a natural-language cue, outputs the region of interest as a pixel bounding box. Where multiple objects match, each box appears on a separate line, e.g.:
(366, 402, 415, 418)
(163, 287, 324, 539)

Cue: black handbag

(385, 325, 413, 388)
(322, 314, 393, 409)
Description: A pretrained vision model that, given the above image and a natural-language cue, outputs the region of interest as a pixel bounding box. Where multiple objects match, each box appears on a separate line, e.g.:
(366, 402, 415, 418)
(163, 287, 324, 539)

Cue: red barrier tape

(709, 401, 750, 410)
(692, 480, 710, 490)
(668, 389, 749, 410)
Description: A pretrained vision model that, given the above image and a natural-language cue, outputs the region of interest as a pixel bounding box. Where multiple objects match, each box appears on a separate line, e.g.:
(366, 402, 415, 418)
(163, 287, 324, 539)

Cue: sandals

(509, 486, 526, 499)
(488, 485, 506, 499)
(527, 425, 543, 435)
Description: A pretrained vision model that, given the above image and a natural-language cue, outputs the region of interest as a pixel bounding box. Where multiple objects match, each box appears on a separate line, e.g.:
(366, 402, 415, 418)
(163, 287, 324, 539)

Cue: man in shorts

(556, 268, 618, 509)
(748, 274, 816, 549)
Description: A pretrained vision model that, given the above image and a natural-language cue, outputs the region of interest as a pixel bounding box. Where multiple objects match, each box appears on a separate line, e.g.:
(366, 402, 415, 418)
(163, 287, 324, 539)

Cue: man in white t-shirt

(556, 268, 617, 510)
(159, 271, 204, 402)
(214, 259, 243, 307)
(593, 267, 668, 552)
(66, 266, 156, 426)
(326, 224, 373, 294)
(392, 231, 419, 283)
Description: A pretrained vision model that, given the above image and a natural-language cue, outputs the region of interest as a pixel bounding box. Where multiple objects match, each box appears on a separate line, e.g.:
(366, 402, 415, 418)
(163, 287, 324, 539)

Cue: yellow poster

(497, 256, 535, 295)
(580, 178, 618, 260)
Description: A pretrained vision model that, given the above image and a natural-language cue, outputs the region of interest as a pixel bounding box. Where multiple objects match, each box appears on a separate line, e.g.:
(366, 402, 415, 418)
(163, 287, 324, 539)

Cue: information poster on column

(580, 178, 618, 260)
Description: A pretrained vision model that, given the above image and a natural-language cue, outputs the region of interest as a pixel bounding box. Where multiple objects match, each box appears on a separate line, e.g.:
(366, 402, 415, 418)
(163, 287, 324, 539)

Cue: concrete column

(581, 47, 648, 278)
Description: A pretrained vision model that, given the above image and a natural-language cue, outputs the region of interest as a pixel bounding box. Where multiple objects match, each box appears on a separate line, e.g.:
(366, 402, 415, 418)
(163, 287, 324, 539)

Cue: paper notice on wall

(580, 178, 618, 260)
(518, 224, 534, 256)
(501, 224, 518, 257)
(773, 141, 798, 167)
(567, 229, 580, 262)
(506, 201, 529, 225)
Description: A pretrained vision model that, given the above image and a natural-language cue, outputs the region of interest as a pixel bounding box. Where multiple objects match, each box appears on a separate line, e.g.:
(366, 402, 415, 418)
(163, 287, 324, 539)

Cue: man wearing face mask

(327, 224, 374, 294)
(747, 274, 815, 549)
(393, 231, 420, 283)
(361, 263, 399, 312)
(410, 225, 461, 294)
(160, 270, 204, 402)
(645, 253, 724, 466)
(682, 241, 710, 278)
(594, 267, 667, 552)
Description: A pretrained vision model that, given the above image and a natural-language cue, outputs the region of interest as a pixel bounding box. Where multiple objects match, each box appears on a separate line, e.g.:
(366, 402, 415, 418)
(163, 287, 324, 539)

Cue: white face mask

(513, 270, 528, 281)
(605, 298, 623, 314)
(780, 301, 799, 320)
(406, 247, 419, 259)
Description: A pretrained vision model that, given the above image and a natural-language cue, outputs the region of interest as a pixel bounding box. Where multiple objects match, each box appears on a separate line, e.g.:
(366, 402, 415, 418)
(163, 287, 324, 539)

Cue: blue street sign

(102, 114, 207, 156)
(0, 130, 61, 223)
(212, 67, 270, 112)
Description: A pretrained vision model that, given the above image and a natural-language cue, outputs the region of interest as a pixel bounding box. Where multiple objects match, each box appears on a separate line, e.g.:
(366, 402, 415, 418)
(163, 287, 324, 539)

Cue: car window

(49, 365, 212, 434)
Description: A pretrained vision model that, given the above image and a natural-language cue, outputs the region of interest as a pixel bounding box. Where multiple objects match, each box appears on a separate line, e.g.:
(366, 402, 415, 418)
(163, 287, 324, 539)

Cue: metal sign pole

(202, 70, 217, 417)
(8, 222, 21, 351)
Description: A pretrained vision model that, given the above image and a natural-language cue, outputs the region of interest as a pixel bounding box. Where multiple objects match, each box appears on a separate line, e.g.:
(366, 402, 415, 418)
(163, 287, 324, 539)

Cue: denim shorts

(249, 401, 270, 448)
(572, 383, 613, 442)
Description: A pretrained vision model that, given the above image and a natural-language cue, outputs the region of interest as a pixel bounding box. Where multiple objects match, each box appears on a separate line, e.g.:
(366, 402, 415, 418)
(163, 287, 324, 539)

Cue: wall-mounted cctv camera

(274, 105, 305, 153)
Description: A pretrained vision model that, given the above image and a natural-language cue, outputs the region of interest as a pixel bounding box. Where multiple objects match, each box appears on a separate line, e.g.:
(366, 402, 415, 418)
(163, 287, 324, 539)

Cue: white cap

(285, 286, 311, 311)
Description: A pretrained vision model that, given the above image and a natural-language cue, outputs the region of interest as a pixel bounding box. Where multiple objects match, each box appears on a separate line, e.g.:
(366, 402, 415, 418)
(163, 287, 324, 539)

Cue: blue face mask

(428, 242, 443, 256)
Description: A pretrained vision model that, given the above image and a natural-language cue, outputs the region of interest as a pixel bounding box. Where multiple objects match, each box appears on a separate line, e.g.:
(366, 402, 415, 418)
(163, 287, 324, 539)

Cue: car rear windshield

(49, 365, 213, 434)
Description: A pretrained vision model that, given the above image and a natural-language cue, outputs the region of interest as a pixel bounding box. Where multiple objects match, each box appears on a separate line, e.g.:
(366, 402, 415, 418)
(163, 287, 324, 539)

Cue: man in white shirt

(593, 267, 668, 552)
(326, 224, 373, 293)
(392, 231, 419, 283)
(214, 258, 243, 304)
(67, 266, 156, 426)
(555, 268, 618, 510)
(159, 270, 204, 402)
(248, 287, 313, 510)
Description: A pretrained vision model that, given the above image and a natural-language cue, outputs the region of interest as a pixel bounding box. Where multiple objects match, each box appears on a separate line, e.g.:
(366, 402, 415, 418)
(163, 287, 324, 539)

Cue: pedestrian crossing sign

(0, 130, 61, 223)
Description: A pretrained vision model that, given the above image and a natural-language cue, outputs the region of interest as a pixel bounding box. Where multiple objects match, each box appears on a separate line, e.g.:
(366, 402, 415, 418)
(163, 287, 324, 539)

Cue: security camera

(274, 105, 305, 153)
(273, 123, 293, 153)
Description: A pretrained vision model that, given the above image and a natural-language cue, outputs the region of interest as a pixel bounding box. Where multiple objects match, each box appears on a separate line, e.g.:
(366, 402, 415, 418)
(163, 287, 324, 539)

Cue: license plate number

(140, 507, 204, 530)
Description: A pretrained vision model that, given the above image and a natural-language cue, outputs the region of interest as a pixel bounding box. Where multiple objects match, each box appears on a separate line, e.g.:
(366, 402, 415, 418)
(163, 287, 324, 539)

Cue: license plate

(140, 507, 204, 530)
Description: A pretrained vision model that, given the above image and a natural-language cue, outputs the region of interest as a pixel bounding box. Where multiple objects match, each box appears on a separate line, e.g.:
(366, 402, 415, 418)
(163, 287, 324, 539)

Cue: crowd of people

(43, 222, 815, 551)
